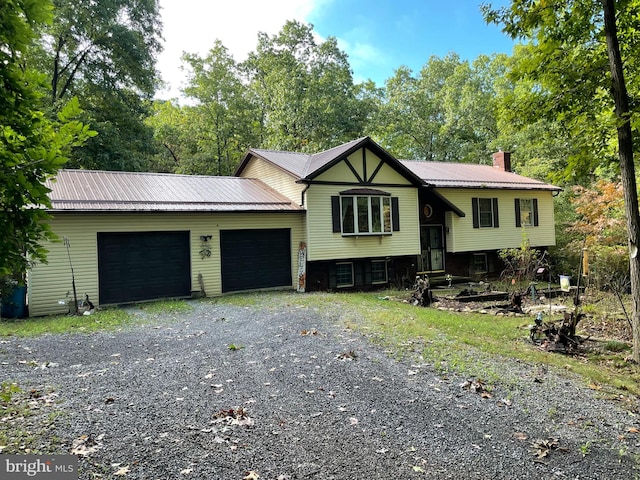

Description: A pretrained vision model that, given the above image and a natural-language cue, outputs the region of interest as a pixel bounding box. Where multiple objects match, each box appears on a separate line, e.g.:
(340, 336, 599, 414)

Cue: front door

(420, 225, 445, 272)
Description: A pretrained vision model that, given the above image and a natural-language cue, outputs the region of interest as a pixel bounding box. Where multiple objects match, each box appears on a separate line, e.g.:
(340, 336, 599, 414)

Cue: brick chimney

(492, 150, 511, 172)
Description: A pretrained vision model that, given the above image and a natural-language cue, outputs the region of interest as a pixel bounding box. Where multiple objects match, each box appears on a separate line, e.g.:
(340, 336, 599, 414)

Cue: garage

(97, 231, 191, 304)
(220, 229, 292, 293)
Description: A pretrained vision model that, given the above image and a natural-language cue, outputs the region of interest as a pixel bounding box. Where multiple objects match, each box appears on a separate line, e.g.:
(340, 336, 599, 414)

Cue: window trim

(472, 253, 488, 274)
(515, 198, 539, 227)
(371, 260, 388, 284)
(336, 262, 354, 287)
(472, 197, 499, 229)
(332, 194, 399, 235)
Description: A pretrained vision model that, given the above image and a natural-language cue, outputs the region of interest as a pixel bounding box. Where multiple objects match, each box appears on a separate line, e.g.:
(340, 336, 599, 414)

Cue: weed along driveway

(1, 292, 639, 479)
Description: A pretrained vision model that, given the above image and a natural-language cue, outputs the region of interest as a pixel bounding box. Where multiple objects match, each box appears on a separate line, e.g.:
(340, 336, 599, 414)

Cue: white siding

(438, 188, 556, 253)
(28, 212, 304, 316)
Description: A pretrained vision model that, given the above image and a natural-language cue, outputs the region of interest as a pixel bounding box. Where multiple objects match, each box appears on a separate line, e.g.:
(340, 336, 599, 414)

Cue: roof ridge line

(59, 169, 253, 180)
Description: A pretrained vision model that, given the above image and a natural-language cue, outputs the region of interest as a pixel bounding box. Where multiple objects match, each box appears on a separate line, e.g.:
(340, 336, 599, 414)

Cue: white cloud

(156, 0, 323, 99)
(335, 37, 388, 84)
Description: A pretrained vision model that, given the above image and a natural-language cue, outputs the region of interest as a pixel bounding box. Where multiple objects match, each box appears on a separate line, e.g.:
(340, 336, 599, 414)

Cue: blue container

(1, 285, 27, 318)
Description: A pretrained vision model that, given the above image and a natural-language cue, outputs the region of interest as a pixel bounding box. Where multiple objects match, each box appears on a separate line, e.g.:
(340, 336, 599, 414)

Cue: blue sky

(157, 0, 515, 99)
(307, 1, 514, 84)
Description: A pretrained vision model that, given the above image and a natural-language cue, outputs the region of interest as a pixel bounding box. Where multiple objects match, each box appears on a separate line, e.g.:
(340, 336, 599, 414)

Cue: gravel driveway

(2, 293, 639, 479)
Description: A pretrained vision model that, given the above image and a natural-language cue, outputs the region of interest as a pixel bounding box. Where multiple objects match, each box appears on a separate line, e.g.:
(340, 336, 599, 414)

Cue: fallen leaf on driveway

(531, 437, 560, 459)
(460, 378, 492, 398)
(113, 465, 130, 476)
(214, 407, 254, 426)
(337, 350, 357, 360)
(70, 434, 101, 456)
(349, 417, 358, 425)
(514, 432, 528, 441)
(180, 467, 193, 475)
(244, 471, 260, 480)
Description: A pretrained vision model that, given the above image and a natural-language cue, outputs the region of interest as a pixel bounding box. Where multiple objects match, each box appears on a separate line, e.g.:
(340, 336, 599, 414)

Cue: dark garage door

(220, 229, 291, 293)
(98, 231, 191, 304)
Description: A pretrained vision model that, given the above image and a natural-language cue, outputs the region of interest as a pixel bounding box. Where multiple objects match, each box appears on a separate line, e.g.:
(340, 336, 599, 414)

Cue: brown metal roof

(46, 170, 304, 212)
(242, 139, 369, 180)
(401, 160, 562, 191)
(304, 137, 368, 177)
(246, 149, 310, 179)
(241, 137, 424, 187)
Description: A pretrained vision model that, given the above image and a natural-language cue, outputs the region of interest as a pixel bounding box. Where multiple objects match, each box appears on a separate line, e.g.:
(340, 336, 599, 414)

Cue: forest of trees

(3, 0, 640, 358)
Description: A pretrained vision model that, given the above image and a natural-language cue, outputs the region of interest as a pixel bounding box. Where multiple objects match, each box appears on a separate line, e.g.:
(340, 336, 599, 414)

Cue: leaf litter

(214, 407, 254, 427)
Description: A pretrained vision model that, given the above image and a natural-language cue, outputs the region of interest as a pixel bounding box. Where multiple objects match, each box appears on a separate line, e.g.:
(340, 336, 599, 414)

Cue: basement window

(473, 253, 488, 274)
(336, 262, 354, 287)
(371, 260, 388, 284)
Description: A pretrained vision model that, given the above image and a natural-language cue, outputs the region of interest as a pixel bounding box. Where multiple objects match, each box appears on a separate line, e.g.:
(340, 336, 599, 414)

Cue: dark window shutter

(492, 198, 499, 228)
(515, 199, 521, 227)
(331, 196, 341, 232)
(533, 198, 539, 226)
(472, 198, 479, 228)
(391, 197, 400, 231)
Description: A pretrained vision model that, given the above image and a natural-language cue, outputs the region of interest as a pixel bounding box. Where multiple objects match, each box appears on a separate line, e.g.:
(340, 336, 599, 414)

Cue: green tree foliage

(145, 100, 193, 173)
(483, 1, 640, 184)
(244, 20, 366, 152)
(31, 0, 163, 171)
(0, 0, 94, 280)
(484, 0, 640, 360)
(151, 20, 371, 175)
(373, 54, 503, 162)
(180, 42, 261, 175)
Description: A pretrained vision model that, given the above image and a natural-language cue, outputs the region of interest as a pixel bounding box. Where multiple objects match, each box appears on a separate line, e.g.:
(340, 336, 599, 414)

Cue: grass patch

(0, 308, 131, 337)
(137, 299, 194, 314)
(0, 300, 192, 338)
(0, 382, 63, 454)
(603, 340, 631, 353)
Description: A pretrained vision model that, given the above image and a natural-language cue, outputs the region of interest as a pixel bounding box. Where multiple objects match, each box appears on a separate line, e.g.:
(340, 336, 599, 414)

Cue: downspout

(300, 182, 310, 207)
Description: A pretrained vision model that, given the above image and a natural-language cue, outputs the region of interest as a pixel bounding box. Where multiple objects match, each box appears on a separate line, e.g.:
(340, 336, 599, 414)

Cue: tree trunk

(602, 0, 640, 362)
